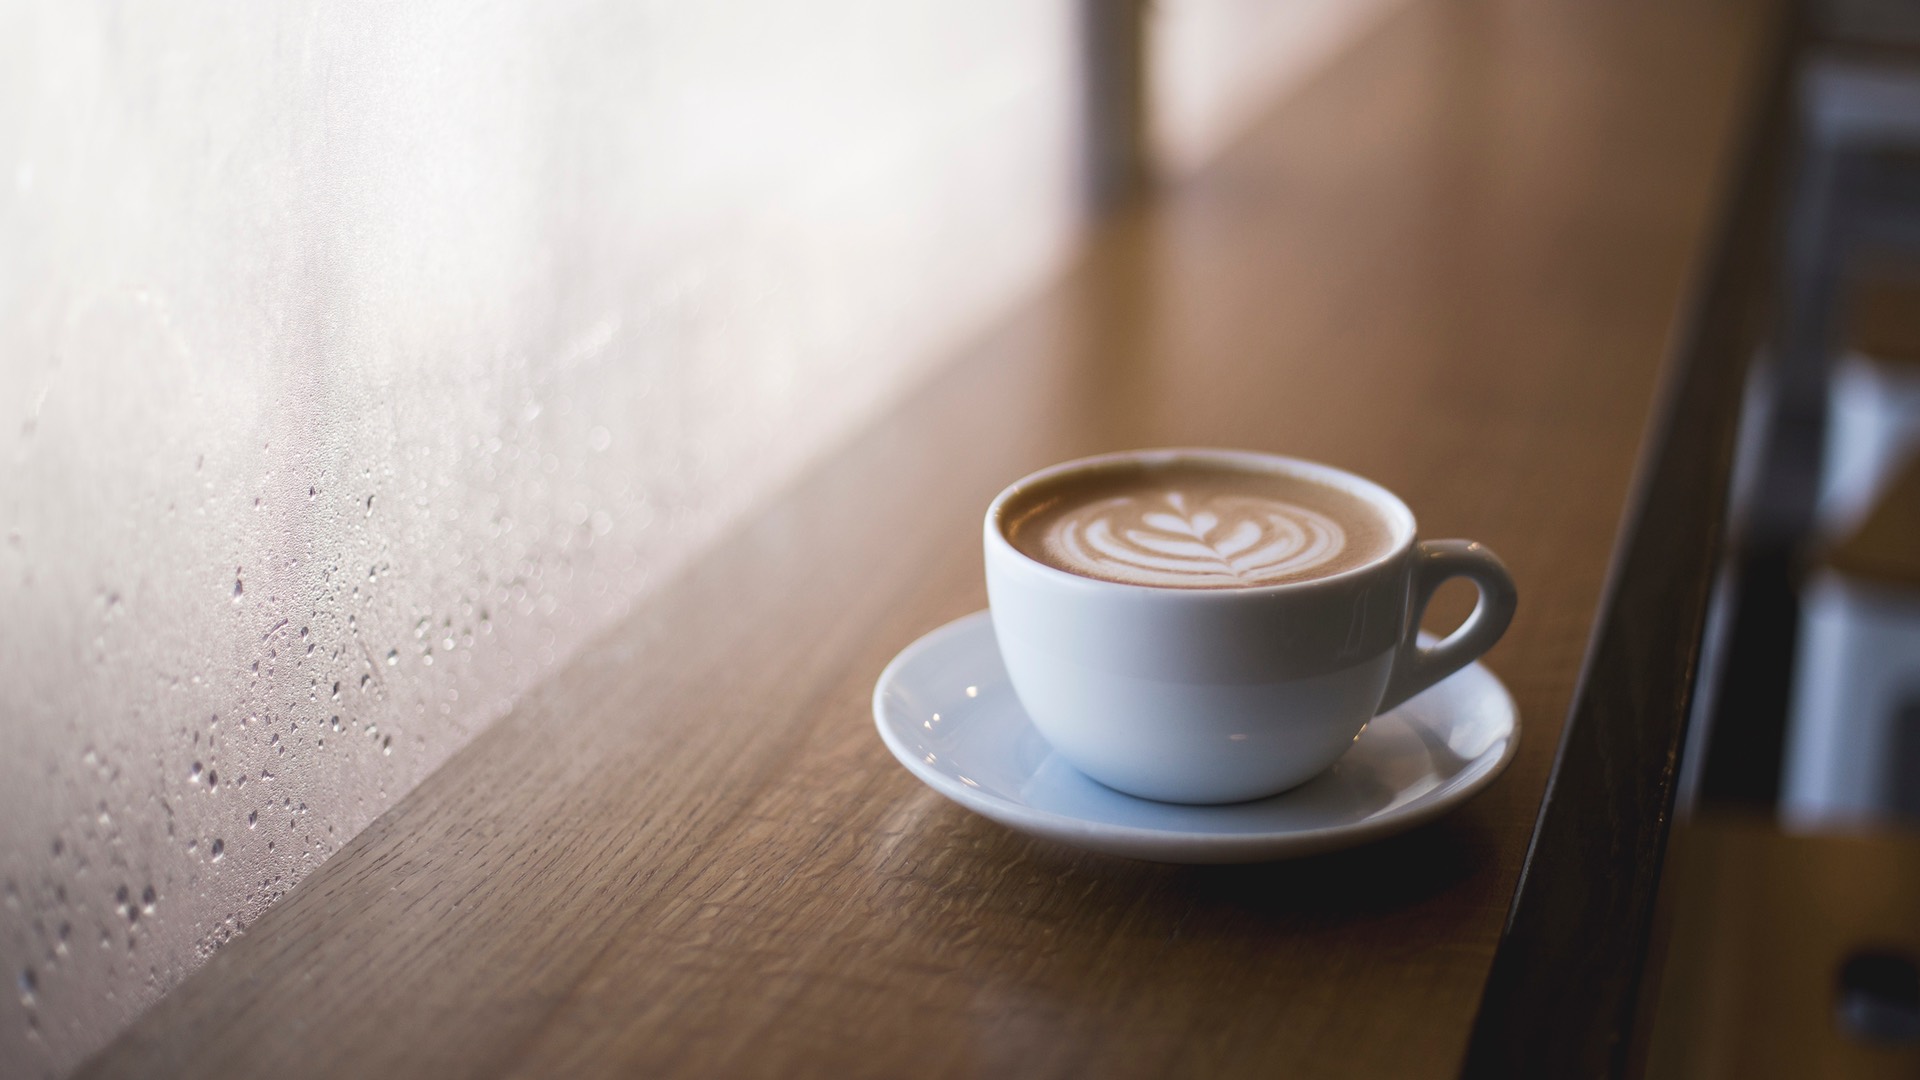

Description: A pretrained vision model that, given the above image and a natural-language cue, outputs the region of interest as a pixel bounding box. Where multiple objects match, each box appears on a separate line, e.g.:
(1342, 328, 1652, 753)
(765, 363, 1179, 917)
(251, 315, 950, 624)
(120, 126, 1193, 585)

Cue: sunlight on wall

(1151, 0, 1406, 174)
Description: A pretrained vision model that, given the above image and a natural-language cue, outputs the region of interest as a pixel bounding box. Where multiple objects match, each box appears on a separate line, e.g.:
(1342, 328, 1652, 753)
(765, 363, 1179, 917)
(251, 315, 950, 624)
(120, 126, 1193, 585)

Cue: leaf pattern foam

(1047, 491, 1347, 587)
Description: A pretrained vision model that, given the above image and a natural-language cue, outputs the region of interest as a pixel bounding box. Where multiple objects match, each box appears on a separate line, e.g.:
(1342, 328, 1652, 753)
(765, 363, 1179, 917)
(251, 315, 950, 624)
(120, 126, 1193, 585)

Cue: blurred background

(1641, 2, 1920, 1077)
(0, 1, 1399, 1074)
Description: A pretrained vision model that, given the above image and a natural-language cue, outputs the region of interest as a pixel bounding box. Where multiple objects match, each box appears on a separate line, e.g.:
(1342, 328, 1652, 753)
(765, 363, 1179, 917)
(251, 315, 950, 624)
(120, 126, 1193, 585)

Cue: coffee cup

(984, 448, 1516, 804)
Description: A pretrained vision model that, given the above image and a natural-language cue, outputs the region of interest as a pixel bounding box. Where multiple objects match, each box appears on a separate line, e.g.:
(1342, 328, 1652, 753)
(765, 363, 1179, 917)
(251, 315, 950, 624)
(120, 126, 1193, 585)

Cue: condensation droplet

(206, 769, 217, 789)
(189, 762, 202, 781)
(247, 811, 257, 829)
(18, 966, 35, 1007)
(232, 569, 244, 602)
(365, 494, 375, 516)
(140, 885, 156, 914)
(209, 839, 224, 862)
(360, 674, 371, 691)
(385, 649, 398, 666)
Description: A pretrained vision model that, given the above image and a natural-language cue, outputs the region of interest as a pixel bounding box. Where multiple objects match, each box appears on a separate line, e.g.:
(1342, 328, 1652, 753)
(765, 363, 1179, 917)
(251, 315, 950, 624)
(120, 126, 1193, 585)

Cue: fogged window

(0, 2, 1396, 1073)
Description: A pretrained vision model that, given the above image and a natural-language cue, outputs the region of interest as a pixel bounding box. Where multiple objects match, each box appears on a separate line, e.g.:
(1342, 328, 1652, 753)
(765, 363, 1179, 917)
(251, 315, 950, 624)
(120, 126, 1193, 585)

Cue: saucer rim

(872, 610, 1521, 862)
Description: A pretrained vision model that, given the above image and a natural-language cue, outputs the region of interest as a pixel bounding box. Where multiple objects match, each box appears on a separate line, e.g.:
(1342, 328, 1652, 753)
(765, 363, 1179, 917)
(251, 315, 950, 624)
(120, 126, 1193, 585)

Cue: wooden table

(81, 2, 1782, 1076)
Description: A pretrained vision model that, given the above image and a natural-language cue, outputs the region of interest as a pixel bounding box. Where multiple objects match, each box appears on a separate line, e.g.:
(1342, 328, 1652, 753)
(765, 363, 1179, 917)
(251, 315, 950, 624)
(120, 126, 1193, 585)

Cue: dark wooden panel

(78, 3, 1776, 1077)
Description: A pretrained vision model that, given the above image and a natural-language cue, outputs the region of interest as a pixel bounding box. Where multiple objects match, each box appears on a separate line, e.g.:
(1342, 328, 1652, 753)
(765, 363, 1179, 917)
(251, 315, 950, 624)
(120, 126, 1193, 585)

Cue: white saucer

(873, 611, 1519, 863)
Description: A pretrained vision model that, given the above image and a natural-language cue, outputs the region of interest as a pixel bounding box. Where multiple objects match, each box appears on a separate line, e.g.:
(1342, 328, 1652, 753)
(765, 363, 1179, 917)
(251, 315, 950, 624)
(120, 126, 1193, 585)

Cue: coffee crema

(1001, 462, 1397, 588)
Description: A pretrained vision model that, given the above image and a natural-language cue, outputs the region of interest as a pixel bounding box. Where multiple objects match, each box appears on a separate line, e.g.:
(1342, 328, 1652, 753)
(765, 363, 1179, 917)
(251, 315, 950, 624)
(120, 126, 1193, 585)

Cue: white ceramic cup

(984, 448, 1517, 804)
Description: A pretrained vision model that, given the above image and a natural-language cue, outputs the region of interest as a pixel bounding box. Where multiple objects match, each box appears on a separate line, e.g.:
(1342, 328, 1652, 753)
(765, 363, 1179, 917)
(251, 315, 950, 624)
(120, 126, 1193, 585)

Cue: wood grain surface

(1464, 25, 1791, 1074)
(79, 2, 1776, 1077)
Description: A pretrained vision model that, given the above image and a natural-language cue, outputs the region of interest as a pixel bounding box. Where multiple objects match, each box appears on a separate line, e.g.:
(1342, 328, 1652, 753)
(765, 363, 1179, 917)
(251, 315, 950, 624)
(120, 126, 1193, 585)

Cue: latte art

(1053, 492, 1347, 587)
(1000, 459, 1399, 589)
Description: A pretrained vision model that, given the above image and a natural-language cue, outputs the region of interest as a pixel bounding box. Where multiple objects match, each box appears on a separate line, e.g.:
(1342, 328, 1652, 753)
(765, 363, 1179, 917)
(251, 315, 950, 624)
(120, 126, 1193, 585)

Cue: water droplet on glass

(382, 735, 392, 756)
(385, 649, 398, 666)
(232, 570, 244, 602)
(331, 681, 341, 702)
(360, 674, 371, 691)
(365, 494, 375, 516)
(247, 811, 257, 829)
(140, 885, 156, 914)
(209, 839, 224, 862)
(189, 762, 202, 781)
(206, 769, 217, 789)
(18, 967, 35, 1007)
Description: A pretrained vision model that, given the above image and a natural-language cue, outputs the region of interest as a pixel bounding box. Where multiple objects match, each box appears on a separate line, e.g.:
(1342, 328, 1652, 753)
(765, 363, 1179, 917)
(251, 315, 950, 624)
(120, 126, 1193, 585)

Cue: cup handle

(1377, 540, 1517, 714)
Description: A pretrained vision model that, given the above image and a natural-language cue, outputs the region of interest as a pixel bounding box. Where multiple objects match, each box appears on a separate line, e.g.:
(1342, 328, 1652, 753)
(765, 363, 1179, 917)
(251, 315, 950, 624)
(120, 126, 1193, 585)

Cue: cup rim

(984, 447, 1418, 596)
